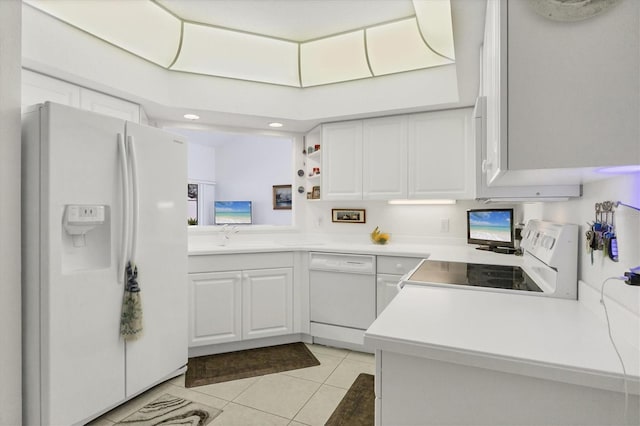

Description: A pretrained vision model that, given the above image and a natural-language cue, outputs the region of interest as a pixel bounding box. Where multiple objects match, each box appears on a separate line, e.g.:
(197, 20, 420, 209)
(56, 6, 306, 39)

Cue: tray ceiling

(23, 0, 456, 88)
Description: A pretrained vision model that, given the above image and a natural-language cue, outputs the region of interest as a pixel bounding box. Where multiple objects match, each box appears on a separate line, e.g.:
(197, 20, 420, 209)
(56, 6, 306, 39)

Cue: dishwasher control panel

(308, 252, 376, 274)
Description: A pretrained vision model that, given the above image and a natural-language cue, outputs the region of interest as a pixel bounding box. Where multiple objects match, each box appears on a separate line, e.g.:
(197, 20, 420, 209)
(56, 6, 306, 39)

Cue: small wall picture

(311, 186, 320, 199)
(273, 185, 292, 210)
(332, 208, 366, 223)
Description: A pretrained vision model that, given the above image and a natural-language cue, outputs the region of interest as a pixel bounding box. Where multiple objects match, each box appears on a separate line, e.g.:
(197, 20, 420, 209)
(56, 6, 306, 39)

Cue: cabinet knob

(481, 159, 492, 173)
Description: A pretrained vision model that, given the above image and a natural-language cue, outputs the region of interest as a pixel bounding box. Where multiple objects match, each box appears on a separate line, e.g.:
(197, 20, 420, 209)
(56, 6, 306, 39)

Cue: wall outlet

(440, 218, 450, 233)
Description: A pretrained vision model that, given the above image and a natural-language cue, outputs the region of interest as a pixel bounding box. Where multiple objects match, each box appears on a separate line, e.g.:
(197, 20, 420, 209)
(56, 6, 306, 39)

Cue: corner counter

(364, 284, 640, 426)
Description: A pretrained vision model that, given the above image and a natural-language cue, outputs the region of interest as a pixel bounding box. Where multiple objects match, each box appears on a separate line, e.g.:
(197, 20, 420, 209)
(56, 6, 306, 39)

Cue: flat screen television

(467, 208, 514, 251)
(214, 201, 252, 225)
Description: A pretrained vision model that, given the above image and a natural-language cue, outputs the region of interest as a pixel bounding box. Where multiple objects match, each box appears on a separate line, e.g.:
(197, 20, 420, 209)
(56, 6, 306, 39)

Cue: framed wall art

(273, 184, 292, 210)
(332, 208, 366, 223)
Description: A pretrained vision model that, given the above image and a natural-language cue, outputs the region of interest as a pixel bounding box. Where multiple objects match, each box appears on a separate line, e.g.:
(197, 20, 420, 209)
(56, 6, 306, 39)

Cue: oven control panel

(521, 220, 578, 267)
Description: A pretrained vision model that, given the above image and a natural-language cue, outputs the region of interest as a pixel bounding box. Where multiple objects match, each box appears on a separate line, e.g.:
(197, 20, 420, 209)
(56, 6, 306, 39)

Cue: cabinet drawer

(188, 252, 294, 273)
(377, 256, 423, 275)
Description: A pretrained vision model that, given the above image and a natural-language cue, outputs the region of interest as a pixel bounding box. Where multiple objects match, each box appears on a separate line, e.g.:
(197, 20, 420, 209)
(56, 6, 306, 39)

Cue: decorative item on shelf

(311, 186, 320, 199)
(307, 192, 312, 199)
(332, 208, 366, 224)
(273, 185, 292, 210)
(307, 146, 314, 154)
(313, 167, 320, 175)
(314, 144, 320, 151)
(370, 226, 390, 244)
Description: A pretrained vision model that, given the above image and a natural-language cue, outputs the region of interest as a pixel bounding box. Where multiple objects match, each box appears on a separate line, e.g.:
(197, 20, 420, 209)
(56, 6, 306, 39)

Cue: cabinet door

(22, 69, 80, 110)
(482, 0, 508, 185)
(188, 271, 242, 347)
(242, 268, 293, 340)
(507, 0, 639, 170)
(80, 88, 140, 122)
(376, 274, 402, 316)
(321, 121, 363, 200)
(363, 116, 408, 200)
(407, 109, 475, 199)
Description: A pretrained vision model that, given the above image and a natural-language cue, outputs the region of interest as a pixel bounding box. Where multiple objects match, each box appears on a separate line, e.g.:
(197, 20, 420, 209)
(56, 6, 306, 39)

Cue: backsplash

(524, 173, 640, 315)
(302, 200, 520, 244)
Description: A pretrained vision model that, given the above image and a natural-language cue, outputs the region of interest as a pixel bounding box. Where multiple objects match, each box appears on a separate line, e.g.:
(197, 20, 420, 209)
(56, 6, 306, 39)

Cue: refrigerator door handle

(118, 133, 130, 283)
(127, 135, 140, 263)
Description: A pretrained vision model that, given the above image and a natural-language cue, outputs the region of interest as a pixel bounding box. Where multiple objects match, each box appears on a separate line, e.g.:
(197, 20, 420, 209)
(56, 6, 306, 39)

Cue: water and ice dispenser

(62, 204, 110, 272)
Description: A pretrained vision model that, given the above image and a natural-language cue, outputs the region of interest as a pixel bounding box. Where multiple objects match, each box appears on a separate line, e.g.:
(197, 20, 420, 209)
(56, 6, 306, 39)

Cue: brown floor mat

(325, 373, 375, 426)
(185, 342, 320, 388)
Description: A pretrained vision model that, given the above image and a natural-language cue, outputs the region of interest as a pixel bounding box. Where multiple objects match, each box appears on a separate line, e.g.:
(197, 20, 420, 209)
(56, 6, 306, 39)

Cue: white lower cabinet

(189, 271, 242, 346)
(376, 274, 402, 317)
(376, 256, 423, 316)
(187, 252, 295, 348)
(242, 268, 293, 340)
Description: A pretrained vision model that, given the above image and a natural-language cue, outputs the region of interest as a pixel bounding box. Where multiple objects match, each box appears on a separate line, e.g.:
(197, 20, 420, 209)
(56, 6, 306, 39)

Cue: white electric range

(401, 220, 579, 299)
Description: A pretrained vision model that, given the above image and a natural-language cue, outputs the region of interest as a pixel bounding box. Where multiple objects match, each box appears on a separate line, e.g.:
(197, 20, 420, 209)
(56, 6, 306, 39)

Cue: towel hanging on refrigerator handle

(120, 261, 143, 339)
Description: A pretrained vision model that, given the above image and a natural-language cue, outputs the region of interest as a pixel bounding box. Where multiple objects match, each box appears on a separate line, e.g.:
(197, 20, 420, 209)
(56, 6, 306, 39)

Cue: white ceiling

(156, 0, 417, 42)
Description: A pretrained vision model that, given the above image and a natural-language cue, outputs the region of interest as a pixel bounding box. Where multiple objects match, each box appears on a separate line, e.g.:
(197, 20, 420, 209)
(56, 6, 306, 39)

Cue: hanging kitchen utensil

(120, 261, 143, 339)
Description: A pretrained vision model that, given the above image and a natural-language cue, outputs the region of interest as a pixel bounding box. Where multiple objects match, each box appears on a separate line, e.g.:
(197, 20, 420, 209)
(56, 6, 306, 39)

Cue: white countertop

(365, 284, 640, 395)
(188, 239, 524, 266)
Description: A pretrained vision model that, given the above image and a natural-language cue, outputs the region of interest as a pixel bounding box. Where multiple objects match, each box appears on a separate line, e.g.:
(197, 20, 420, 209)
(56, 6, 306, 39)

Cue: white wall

(188, 142, 216, 182)
(0, 0, 22, 424)
(215, 137, 293, 226)
(524, 174, 640, 315)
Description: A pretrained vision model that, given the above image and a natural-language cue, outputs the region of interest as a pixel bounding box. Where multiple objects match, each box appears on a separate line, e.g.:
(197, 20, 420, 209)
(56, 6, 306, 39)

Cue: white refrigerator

(22, 102, 188, 425)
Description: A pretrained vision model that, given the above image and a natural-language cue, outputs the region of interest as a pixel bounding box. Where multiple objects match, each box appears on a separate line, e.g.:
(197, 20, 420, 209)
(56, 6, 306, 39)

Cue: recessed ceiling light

(269, 122, 283, 128)
(184, 113, 200, 120)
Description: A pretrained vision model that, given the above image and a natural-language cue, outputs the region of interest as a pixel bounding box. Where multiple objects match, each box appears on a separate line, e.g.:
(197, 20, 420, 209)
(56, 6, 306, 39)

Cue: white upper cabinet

(408, 109, 475, 199)
(320, 109, 475, 201)
(363, 116, 408, 200)
(482, 0, 639, 186)
(22, 69, 80, 110)
(481, 0, 507, 186)
(22, 69, 141, 123)
(321, 121, 364, 200)
(79, 89, 140, 123)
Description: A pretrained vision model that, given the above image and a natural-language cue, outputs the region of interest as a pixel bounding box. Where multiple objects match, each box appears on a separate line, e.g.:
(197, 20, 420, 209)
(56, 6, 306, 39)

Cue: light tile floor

(88, 343, 375, 426)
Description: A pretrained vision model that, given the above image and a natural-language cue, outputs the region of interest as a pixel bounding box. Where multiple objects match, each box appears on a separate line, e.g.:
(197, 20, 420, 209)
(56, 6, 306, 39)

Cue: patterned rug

(185, 342, 320, 388)
(325, 373, 375, 426)
(114, 394, 222, 426)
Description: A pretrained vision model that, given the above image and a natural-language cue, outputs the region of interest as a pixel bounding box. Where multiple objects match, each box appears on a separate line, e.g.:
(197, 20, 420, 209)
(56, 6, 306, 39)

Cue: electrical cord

(600, 276, 629, 423)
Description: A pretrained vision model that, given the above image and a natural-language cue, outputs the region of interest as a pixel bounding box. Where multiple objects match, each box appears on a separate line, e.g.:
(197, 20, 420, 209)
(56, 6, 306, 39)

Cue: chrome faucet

(219, 224, 239, 246)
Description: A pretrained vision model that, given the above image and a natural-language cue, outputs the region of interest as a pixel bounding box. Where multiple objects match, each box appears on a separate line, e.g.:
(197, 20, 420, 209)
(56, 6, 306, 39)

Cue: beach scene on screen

(469, 211, 511, 242)
(215, 201, 252, 224)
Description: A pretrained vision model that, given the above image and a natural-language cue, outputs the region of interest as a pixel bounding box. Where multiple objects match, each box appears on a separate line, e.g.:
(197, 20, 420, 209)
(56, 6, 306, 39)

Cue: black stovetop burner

(408, 260, 542, 292)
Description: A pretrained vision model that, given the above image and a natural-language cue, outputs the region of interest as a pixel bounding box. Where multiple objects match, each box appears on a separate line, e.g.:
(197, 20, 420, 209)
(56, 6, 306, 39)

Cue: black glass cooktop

(408, 260, 542, 292)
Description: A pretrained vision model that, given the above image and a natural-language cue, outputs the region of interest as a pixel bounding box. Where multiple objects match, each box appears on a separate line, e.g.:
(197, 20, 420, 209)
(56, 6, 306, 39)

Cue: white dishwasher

(309, 252, 376, 345)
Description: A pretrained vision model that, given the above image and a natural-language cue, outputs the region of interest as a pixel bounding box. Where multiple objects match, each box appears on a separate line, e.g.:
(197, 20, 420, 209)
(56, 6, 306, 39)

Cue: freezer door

(28, 103, 127, 425)
(123, 122, 188, 396)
